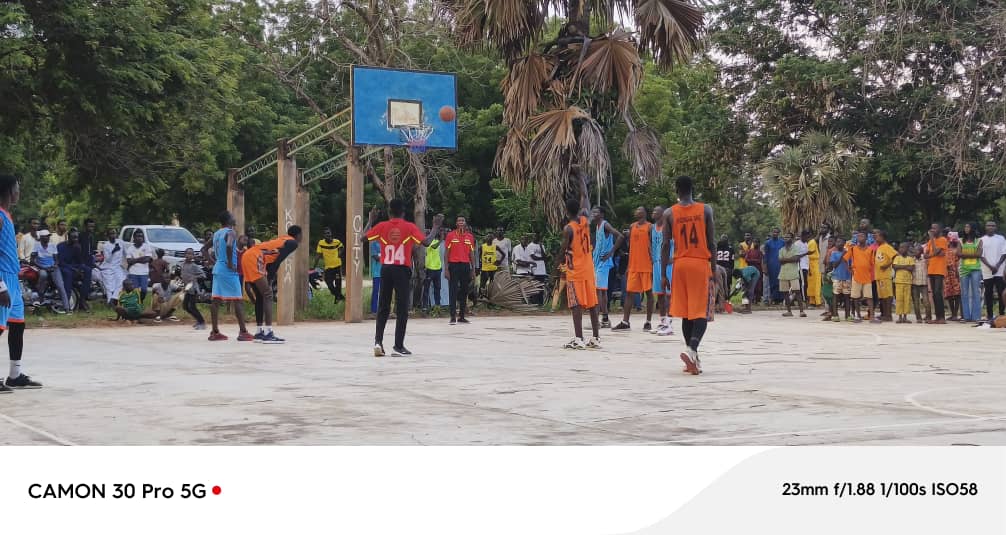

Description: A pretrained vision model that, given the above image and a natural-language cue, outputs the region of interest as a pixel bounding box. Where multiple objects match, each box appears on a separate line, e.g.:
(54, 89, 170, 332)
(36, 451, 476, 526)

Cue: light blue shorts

(211, 271, 243, 301)
(595, 265, 611, 290)
(654, 264, 674, 295)
(0, 271, 25, 329)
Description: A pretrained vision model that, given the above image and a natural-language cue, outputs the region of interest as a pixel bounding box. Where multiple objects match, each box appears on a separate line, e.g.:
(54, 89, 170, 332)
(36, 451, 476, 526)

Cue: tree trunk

(382, 146, 395, 202)
(410, 152, 428, 231)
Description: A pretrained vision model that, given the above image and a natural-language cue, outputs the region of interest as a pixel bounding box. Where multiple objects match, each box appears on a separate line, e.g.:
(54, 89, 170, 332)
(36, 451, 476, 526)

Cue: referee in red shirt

(444, 215, 476, 325)
(364, 199, 444, 357)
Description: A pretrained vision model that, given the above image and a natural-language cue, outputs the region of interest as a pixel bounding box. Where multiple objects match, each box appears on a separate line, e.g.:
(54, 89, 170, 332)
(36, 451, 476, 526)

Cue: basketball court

(2, 314, 1004, 445)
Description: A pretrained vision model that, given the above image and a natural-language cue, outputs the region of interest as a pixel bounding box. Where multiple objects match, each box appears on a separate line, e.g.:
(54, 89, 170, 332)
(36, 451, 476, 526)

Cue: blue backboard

(351, 65, 458, 150)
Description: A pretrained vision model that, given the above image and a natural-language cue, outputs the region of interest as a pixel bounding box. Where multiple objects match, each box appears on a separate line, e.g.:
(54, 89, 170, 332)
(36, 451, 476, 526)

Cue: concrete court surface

(1, 312, 1005, 445)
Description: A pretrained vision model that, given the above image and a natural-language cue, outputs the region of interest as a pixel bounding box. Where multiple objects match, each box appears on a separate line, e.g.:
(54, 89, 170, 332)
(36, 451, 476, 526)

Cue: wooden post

(295, 170, 310, 313)
(345, 147, 364, 323)
(226, 168, 245, 236)
(276, 139, 298, 326)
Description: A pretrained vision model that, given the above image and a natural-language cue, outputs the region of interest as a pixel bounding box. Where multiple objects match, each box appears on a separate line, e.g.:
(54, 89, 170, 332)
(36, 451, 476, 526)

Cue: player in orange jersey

(661, 176, 716, 375)
(558, 175, 600, 350)
(611, 206, 655, 332)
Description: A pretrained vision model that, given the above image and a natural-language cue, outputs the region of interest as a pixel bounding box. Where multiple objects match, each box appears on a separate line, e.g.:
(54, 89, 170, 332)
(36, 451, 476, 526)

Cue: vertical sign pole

(295, 170, 310, 313)
(276, 139, 297, 326)
(345, 146, 364, 323)
(226, 168, 245, 237)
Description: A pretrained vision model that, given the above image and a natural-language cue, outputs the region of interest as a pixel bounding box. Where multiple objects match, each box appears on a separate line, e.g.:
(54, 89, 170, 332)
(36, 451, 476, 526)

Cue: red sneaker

(208, 331, 228, 342)
(236, 331, 255, 342)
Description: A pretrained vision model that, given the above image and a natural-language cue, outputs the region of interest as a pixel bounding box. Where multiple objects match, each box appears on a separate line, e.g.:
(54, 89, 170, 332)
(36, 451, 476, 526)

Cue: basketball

(439, 105, 456, 122)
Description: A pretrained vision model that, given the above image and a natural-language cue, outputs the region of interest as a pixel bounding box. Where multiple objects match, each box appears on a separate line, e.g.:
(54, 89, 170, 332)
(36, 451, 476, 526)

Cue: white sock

(9, 360, 21, 379)
(257, 326, 264, 334)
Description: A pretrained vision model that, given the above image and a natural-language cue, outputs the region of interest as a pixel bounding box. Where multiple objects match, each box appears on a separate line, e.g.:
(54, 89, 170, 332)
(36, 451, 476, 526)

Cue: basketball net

(399, 124, 434, 153)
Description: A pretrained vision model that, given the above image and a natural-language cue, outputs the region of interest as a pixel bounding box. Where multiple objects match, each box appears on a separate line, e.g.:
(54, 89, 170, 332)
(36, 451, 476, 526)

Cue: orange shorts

(626, 271, 652, 293)
(670, 257, 712, 320)
(241, 250, 266, 283)
(566, 278, 598, 309)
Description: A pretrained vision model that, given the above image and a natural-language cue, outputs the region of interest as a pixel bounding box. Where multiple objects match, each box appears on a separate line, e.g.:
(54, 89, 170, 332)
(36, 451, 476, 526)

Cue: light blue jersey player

(0, 175, 41, 391)
(590, 206, 623, 328)
(651, 206, 675, 336)
(207, 211, 250, 341)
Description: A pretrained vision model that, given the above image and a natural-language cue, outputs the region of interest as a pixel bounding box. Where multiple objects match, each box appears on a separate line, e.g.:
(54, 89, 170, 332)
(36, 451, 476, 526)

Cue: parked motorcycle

(19, 265, 74, 314)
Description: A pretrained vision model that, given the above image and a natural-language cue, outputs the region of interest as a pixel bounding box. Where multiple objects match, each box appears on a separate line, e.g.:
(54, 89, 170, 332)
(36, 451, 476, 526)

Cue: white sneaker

(680, 348, 700, 375)
(373, 344, 386, 357)
(586, 337, 601, 349)
(656, 324, 674, 336)
(563, 338, 587, 350)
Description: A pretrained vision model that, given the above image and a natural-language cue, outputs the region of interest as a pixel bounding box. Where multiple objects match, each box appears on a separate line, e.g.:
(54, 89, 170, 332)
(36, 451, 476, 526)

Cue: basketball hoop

(399, 124, 434, 153)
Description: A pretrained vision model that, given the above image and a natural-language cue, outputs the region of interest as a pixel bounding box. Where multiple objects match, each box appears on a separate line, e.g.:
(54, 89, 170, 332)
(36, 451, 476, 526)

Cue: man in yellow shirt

(737, 232, 753, 269)
(479, 235, 501, 297)
(873, 230, 897, 323)
(314, 227, 344, 303)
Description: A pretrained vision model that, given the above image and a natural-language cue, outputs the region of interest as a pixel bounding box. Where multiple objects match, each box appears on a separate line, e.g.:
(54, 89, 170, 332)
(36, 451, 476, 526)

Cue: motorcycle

(19, 265, 75, 314)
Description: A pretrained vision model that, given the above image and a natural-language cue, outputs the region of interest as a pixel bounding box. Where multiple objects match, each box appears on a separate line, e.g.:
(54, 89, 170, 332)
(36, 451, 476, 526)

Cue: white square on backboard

(388, 100, 422, 127)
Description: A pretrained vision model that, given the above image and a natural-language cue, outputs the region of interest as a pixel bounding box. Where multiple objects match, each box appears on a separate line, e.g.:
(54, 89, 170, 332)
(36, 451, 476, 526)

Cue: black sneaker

(260, 332, 285, 344)
(0, 382, 12, 394)
(5, 374, 42, 389)
(611, 321, 631, 331)
(253, 331, 265, 343)
(449, 318, 457, 325)
(643, 322, 652, 332)
(392, 346, 412, 357)
(458, 318, 470, 324)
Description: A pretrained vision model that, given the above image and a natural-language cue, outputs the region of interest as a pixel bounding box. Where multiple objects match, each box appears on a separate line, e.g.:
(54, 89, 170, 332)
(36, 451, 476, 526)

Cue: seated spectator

(31, 230, 70, 313)
(115, 279, 156, 323)
(148, 280, 182, 323)
(57, 229, 92, 311)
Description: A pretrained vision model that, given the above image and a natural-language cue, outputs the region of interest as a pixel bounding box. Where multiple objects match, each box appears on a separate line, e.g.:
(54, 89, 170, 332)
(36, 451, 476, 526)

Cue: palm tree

(441, 0, 704, 225)
(761, 131, 870, 233)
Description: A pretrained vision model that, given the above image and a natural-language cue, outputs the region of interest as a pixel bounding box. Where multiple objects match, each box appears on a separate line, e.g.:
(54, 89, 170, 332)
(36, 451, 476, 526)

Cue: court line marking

(658, 415, 1006, 444)
(904, 385, 1006, 419)
(0, 412, 77, 446)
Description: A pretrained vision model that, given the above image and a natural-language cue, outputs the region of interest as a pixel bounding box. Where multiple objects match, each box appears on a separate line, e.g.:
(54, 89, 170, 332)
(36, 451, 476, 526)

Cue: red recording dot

(212, 486, 221, 495)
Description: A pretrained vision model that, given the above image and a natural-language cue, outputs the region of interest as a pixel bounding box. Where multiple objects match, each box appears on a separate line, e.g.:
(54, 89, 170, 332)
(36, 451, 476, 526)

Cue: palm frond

(494, 128, 531, 191)
(526, 106, 592, 225)
(501, 53, 554, 127)
(486, 270, 545, 310)
(622, 126, 662, 181)
(633, 0, 704, 69)
(577, 117, 611, 190)
(449, 0, 546, 60)
(572, 29, 643, 115)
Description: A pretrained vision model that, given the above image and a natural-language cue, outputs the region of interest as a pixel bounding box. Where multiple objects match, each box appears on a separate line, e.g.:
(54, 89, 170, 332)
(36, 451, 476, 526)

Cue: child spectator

(180, 248, 206, 330)
(943, 229, 961, 321)
(873, 230, 897, 323)
(912, 246, 932, 323)
(114, 279, 154, 323)
(149, 248, 170, 290)
(891, 242, 915, 324)
(843, 231, 875, 323)
(828, 237, 852, 322)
